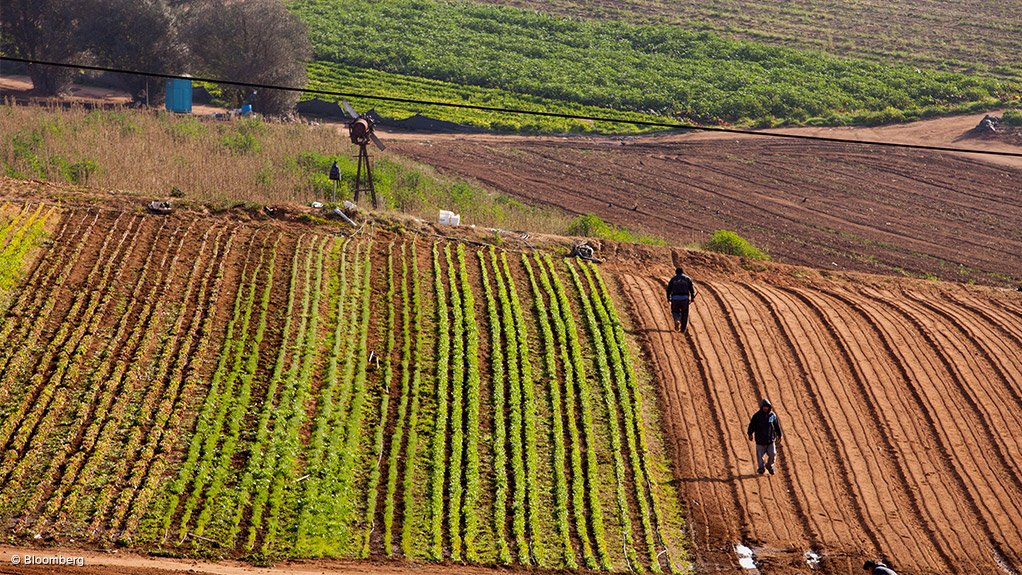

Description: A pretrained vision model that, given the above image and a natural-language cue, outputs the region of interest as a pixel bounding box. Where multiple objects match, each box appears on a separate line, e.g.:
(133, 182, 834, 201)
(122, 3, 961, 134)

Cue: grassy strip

(522, 255, 577, 569)
(0, 209, 89, 370)
(361, 243, 397, 557)
(427, 243, 451, 560)
(383, 243, 412, 555)
(458, 245, 482, 562)
(400, 242, 425, 557)
(490, 248, 529, 564)
(587, 263, 681, 573)
(446, 245, 465, 561)
(567, 262, 639, 571)
(541, 255, 610, 569)
(0, 204, 52, 292)
(579, 263, 659, 572)
(477, 249, 511, 564)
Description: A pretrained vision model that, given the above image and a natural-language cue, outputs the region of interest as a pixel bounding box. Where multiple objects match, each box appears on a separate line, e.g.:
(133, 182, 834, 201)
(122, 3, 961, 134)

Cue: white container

(439, 210, 461, 226)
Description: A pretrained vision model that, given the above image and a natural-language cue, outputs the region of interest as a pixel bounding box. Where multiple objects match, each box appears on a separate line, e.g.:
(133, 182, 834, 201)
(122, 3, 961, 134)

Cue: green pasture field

(290, 0, 1019, 128)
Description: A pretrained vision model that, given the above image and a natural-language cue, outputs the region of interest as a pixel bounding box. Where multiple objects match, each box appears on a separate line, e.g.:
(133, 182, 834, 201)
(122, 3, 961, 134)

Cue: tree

(0, 0, 88, 95)
(182, 0, 311, 116)
(79, 0, 187, 103)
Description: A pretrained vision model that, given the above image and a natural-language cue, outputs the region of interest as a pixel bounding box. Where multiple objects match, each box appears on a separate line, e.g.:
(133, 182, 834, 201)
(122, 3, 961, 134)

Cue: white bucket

(439, 210, 461, 226)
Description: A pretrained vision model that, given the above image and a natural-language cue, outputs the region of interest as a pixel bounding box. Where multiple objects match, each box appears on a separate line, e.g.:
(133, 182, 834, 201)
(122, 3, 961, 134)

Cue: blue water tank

(165, 78, 193, 113)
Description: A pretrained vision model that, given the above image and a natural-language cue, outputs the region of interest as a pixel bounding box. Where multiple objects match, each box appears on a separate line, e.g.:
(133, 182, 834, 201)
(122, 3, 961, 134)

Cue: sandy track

(616, 265, 1022, 574)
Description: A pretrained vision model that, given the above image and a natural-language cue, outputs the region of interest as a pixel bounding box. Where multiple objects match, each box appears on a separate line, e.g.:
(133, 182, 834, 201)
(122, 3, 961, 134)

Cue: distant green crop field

(305, 62, 658, 134)
(472, 0, 1022, 83)
(289, 0, 1019, 129)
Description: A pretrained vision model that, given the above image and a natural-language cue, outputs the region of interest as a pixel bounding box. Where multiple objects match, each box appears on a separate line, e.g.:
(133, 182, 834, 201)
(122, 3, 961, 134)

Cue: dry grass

(0, 102, 578, 234)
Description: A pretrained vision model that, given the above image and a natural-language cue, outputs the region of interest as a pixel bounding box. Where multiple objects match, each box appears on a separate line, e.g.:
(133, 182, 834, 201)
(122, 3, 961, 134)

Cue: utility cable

(2, 55, 1021, 158)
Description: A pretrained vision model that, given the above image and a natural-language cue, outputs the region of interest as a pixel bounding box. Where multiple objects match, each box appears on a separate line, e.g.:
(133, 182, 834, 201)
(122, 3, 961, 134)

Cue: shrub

(1002, 109, 1022, 126)
(703, 229, 771, 260)
(567, 213, 665, 245)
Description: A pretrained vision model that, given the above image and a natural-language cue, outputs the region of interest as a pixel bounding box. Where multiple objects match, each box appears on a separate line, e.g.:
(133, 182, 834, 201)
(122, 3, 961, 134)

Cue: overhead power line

(3, 55, 1022, 159)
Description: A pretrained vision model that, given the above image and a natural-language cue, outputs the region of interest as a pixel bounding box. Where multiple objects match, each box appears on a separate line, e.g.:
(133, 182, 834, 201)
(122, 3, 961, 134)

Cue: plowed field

(0, 184, 685, 572)
(609, 252, 1022, 574)
(390, 135, 1022, 286)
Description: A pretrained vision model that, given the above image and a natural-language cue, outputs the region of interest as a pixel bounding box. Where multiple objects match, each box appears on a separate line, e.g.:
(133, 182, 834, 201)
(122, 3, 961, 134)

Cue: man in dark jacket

(747, 399, 782, 475)
(863, 560, 897, 574)
(665, 267, 696, 333)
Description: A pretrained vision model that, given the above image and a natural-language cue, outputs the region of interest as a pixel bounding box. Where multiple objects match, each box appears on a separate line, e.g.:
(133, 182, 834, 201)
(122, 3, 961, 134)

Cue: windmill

(342, 101, 386, 209)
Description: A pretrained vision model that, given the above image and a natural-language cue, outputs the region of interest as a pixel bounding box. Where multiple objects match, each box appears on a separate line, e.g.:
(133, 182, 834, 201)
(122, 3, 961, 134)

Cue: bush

(703, 229, 770, 260)
(567, 214, 664, 245)
(1002, 109, 1022, 126)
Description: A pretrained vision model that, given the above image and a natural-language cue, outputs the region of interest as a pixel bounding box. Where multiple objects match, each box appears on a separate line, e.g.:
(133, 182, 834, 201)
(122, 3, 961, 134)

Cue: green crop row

(539, 255, 611, 569)
(586, 263, 682, 573)
(567, 261, 640, 571)
(304, 61, 655, 134)
(489, 248, 531, 564)
(361, 243, 397, 557)
(292, 0, 1018, 127)
(400, 242, 426, 557)
(576, 263, 660, 572)
(427, 243, 451, 560)
(446, 245, 466, 561)
(458, 245, 483, 562)
(225, 237, 308, 549)
(309, 240, 373, 556)
(477, 249, 512, 565)
(383, 243, 412, 554)
(521, 255, 577, 569)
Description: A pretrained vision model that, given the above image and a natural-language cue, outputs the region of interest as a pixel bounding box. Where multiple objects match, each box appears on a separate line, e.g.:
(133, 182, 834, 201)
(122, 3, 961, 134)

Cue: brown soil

(0, 545, 501, 575)
(3, 178, 1022, 575)
(605, 245, 1022, 575)
(389, 128, 1022, 286)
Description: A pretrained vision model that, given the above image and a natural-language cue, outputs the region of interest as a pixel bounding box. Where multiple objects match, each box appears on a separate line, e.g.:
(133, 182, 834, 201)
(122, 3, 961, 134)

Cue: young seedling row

(0, 210, 685, 572)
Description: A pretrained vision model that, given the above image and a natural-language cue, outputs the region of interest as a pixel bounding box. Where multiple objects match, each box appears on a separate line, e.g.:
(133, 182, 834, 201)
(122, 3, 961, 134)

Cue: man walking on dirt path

(863, 560, 897, 574)
(665, 267, 696, 333)
(747, 399, 782, 475)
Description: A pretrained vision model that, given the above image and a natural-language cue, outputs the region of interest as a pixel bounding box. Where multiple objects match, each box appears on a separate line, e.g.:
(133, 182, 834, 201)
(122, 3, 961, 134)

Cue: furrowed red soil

(389, 135, 1022, 286)
(608, 246, 1022, 575)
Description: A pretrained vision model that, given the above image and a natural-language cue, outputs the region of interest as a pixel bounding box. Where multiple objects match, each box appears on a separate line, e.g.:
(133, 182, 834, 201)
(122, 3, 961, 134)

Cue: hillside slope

(0, 183, 685, 572)
(603, 246, 1022, 575)
(390, 133, 1022, 286)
